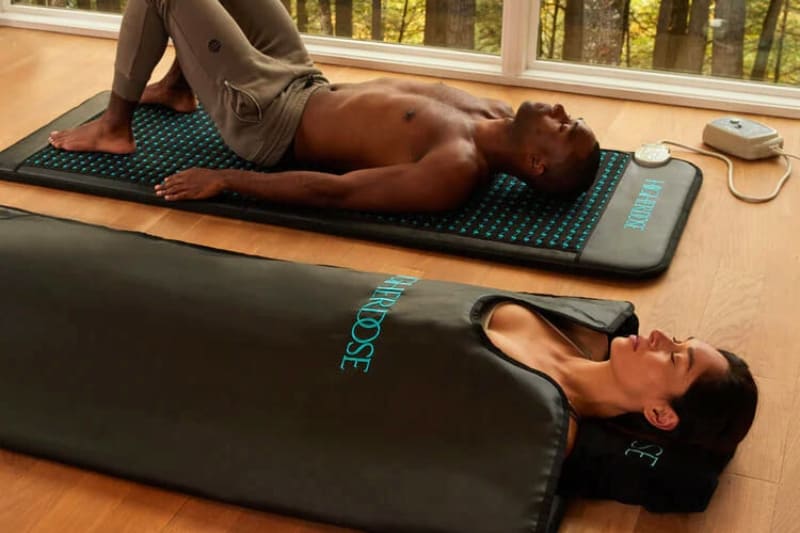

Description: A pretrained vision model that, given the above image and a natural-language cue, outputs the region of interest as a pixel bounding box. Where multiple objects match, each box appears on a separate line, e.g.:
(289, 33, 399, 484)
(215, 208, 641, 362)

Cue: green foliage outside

(288, 0, 502, 53)
(13, 0, 798, 85)
(13, 0, 502, 52)
(539, 0, 799, 86)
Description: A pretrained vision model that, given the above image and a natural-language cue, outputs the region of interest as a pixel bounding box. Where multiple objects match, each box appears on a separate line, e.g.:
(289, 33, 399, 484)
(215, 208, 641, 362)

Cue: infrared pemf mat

(0, 92, 702, 277)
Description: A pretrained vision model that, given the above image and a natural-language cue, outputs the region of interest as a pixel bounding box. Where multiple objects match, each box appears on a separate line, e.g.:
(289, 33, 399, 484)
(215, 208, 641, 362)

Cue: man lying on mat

(48, 0, 601, 213)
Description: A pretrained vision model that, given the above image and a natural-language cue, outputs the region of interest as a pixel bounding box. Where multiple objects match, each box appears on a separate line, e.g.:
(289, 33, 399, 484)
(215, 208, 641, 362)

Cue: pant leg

(113, 0, 169, 102)
(219, 0, 314, 68)
(147, 0, 269, 101)
(149, 0, 326, 165)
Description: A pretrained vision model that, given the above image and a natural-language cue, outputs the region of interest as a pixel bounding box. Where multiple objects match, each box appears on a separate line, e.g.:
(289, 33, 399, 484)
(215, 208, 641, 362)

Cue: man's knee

(143, 0, 169, 18)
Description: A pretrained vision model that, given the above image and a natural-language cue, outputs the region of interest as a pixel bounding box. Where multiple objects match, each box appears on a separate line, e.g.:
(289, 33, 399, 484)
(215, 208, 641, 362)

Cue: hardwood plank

(725, 376, 792, 484)
(87, 484, 188, 533)
(769, 373, 800, 533)
(158, 497, 357, 533)
(0, 455, 83, 533)
(684, 474, 777, 533)
(560, 499, 640, 533)
(30, 472, 135, 533)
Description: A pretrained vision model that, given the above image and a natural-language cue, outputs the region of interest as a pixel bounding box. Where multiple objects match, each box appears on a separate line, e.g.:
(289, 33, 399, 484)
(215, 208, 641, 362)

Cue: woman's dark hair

(666, 349, 758, 460)
(609, 349, 758, 467)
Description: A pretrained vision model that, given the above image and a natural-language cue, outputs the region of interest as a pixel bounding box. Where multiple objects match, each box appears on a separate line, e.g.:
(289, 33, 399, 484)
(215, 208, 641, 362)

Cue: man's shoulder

(421, 139, 488, 182)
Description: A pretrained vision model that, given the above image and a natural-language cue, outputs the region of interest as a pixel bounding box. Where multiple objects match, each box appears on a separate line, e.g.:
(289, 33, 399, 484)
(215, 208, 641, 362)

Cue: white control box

(702, 117, 783, 160)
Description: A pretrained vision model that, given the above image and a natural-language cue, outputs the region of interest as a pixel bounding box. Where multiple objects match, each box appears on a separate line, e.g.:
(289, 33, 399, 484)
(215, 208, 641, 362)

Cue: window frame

(0, 1, 121, 37)
(1, 0, 798, 118)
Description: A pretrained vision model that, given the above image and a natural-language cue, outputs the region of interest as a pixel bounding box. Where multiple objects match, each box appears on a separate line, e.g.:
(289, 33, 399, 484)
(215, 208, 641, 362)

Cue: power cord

(658, 140, 793, 204)
(774, 147, 800, 161)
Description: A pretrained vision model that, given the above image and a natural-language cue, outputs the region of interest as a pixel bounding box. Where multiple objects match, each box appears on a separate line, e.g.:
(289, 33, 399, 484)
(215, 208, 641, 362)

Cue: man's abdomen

(294, 86, 468, 171)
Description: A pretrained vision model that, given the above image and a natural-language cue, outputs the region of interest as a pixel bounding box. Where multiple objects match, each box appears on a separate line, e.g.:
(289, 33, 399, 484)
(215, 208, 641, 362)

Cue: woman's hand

(154, 168, 226, 201)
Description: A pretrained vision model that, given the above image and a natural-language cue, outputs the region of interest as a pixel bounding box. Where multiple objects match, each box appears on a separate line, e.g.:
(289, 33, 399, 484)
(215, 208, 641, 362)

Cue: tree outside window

(12, 0, 799, 85)
(539, 0, 799, 85)
(11, 0, 504, 54)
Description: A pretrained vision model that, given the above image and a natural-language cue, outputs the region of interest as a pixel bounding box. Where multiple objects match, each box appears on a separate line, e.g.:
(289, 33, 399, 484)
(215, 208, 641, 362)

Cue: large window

(287, 0, 502, 54)
(12, 0, 127, 13)
(11, 0, 504, 54)
(3, 0, 799, 116)
(538, 0, 799, 87)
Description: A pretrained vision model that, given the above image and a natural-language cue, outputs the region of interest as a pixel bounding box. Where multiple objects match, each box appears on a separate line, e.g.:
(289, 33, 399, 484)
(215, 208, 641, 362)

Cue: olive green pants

(113, 0, 327, 165)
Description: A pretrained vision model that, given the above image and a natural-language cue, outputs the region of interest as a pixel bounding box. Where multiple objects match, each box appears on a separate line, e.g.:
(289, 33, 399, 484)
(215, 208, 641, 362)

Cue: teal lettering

(381, 275, 419, 289)
(372, 287, 404, 298)
(633, 198, 658, 208)
(624, 440, 663, 468)
(345, 340, 375, 359)
(388, 275, 419, 284)
(339, 354, 372, 373)
(623, 180, 665, 232)
(629, 206, 654, 217)
(339, 275, 419, 373)
(365, 296, 400, 309)
(623, 220, 647, 231)
(356, 307, 389, 325)
(351, 319, 381, 343)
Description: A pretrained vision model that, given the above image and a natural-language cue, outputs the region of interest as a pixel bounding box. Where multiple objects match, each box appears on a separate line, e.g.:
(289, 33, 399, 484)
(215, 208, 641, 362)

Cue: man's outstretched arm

(154, 143, 483, 213)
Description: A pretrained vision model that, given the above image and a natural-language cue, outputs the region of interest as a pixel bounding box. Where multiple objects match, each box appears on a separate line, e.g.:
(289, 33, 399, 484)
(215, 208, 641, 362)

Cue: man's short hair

(541, 142, 602, 196)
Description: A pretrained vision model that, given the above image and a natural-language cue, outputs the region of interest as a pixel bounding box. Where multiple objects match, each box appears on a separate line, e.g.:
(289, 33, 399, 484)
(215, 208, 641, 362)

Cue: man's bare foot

(49, 117, 135, 154)
(140, 81, 197, 113)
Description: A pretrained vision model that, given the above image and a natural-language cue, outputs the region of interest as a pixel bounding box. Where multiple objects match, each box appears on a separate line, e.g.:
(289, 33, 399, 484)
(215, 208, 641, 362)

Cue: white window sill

(0, 8, 121, 38)
(2, 8, 798, 119)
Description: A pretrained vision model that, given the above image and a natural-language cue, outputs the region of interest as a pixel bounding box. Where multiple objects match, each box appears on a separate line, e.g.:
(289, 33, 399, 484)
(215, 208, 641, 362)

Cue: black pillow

(558, 419, 725, 512)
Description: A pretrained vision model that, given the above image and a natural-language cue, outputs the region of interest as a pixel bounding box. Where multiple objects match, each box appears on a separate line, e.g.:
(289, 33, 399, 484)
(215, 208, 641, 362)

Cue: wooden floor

(0, 27, 798, 533)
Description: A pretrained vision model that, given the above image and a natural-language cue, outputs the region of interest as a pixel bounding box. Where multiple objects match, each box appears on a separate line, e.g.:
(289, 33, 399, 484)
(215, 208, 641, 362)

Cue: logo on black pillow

(624, 440, 664, 468)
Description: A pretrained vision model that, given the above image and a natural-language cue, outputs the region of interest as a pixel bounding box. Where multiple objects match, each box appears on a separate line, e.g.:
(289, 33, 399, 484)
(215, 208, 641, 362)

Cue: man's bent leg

(113, 0, 170, 102)
(152, 0, 320, 162)
(140, 57, 198, 113)
(219, 0, 315, 67)
(49, 0, 168, 153)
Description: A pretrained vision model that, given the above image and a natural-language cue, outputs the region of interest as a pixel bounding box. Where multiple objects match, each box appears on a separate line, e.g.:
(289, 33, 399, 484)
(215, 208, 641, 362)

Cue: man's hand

(154, 168, 226, 201)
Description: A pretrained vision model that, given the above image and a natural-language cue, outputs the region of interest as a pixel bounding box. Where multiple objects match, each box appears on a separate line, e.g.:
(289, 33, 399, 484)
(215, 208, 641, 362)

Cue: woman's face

(609, 329, 730, 404)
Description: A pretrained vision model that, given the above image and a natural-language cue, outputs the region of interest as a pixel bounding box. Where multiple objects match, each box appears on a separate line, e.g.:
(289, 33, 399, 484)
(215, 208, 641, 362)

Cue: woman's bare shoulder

(485, 301, 543, 332)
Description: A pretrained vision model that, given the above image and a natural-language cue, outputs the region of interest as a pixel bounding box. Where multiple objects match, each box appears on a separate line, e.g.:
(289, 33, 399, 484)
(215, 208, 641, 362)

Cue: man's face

(513, 102, 597, 176)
